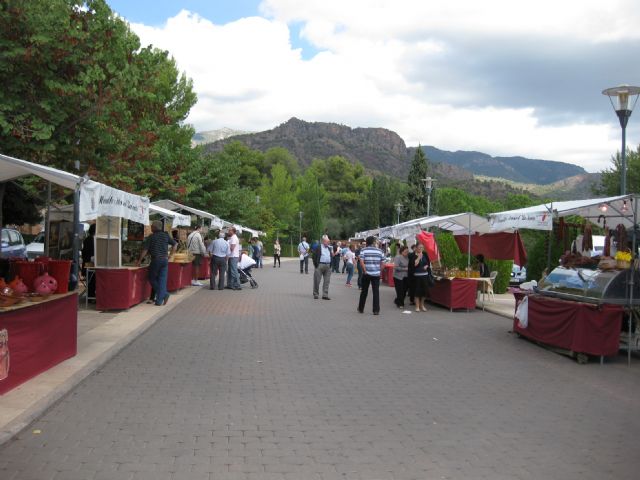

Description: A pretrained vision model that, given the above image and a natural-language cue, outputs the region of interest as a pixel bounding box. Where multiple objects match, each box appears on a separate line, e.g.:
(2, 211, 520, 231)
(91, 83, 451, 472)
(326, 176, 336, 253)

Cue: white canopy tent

(488, 195, 636, 231)
(151, 199, 223, 228)
(148, 204, 191, 228)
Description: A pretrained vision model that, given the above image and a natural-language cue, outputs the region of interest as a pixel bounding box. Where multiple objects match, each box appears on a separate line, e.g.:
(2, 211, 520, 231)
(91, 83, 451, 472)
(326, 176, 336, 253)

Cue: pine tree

(405, 146, 430, 219)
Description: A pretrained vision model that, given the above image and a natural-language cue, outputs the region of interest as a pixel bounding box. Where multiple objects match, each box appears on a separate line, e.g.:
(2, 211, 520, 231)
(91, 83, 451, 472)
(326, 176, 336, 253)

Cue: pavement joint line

(0, 284, 203, 446)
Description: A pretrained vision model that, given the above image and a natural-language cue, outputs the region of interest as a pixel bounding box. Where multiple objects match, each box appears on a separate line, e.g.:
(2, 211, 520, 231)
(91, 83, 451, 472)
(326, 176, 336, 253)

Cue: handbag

(426, 270, 436, 287)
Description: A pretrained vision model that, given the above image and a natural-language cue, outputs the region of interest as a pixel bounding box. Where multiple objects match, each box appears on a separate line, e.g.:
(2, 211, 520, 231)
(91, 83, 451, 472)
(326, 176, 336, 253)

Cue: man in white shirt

(298, 236, 310, 274)
(187, 225, 207, 286)
(207, 231, 229, 290)
(312, 234, 334, 299)
(226, 227, 241, 290)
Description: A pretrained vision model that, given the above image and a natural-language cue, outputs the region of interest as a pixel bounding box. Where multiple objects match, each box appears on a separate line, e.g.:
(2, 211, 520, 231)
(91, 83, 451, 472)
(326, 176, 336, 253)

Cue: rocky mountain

(201, 118, 595, 199)
(192, 127, 252, 146)
(203, 118, 411, 177)
(419, 146, 587, 185)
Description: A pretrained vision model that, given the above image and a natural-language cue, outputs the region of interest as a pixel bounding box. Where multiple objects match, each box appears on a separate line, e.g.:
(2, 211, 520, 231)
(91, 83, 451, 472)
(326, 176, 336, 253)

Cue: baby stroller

(238, 254, 258, 289)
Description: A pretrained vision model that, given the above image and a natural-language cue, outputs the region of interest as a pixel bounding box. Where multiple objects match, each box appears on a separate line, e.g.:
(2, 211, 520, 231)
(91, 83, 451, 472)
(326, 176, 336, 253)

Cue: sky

(106, 0, 640, 173)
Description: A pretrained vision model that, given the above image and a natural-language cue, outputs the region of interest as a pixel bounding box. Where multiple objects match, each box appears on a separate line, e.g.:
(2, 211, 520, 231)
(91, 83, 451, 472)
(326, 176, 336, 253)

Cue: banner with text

(489, 211, 552, 231)
(80, 180, 149, 224)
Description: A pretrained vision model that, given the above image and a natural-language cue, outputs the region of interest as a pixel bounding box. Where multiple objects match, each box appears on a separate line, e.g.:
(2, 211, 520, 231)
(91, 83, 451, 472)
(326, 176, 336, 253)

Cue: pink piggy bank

(33, 274, 58, 295)
(9, 277, 28, 294)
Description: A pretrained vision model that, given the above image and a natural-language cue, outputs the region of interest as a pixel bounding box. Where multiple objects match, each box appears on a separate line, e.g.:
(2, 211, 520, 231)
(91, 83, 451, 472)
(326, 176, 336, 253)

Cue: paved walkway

(1, 260, 639, 480)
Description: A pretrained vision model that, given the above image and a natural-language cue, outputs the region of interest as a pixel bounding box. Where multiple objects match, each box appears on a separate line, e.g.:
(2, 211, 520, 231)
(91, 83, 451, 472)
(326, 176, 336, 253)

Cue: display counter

(427, 277, 478, 311)
(196, 258, 211, 281)
(0, 292, 78, 395)
(513, 294, 623, 357)
(167, 261, 192, 292)
(95, 266, 151, 311)
(381, 263, 395, 287)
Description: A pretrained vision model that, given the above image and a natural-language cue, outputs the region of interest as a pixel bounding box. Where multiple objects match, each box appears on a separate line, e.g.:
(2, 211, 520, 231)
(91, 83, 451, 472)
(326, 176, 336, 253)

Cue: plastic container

(47, 259, 72, 293)
(14, 261, 43, 293)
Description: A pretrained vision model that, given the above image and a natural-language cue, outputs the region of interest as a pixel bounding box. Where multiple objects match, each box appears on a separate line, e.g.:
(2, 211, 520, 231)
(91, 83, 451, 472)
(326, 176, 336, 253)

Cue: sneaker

(191, 280, 203, 286)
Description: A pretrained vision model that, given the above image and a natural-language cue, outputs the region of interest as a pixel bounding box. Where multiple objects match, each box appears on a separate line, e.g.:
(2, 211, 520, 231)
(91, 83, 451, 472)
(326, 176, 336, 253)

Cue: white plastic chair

(486, 271, 498, 302)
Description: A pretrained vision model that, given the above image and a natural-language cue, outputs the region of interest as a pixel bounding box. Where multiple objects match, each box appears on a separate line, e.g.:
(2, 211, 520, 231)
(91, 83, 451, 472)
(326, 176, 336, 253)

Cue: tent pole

(71, 181, 81, 292)
(628, 195, 637, 366)
(44, 182, 51, 257)
(467, 214, 471, 269)
(546, 203, 554, 273)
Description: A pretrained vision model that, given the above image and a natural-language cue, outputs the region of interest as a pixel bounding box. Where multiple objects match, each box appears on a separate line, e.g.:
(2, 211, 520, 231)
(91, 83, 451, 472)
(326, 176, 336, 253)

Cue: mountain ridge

(200, 117, 596, 199)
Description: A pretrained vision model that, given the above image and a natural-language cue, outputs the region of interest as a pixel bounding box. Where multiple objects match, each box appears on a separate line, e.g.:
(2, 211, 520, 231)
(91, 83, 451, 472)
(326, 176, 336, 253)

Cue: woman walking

(393, 245, 409, 308)
(344, 244, 356, 286)
(273, 239, 281, 267)
(411, 243, 431, 312)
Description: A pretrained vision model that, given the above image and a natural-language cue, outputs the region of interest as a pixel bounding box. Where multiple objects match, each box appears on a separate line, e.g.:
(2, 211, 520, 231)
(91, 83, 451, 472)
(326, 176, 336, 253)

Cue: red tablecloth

(427, 277, 477, 311)
(513, 294, 623, 356)
(95, 267, 152, 311)
(196, 258, 211, 280)
(167, 262, 193, 292)
(0, 293, 78, 395)
(382, 264, 395, 287)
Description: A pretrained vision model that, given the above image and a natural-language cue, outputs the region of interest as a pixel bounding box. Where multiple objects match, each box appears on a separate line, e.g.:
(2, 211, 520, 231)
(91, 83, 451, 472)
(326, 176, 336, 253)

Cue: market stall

(489, 194, 639, 363)
(0, 293, 77, 395)
(427, 277, 478, 311)
(1, 152, 153, 393)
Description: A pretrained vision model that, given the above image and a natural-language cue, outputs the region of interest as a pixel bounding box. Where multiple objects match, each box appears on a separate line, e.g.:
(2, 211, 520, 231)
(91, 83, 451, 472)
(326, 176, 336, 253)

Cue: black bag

(426, 269, 435, 287)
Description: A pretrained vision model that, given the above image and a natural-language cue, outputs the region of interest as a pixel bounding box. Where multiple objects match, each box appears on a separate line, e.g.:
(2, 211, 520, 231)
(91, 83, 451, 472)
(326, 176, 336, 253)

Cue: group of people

(135, 223, 257, 306)
(391, 243, 433, 312)
(299, 234, 431, 315)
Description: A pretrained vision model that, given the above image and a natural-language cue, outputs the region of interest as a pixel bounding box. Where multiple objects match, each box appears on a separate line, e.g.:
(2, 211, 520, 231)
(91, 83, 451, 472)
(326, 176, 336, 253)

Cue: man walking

(357, 236, 386, 315)
(207, 231, 229, 290)
(227, 227, 241, 290)
(312, 234, 334, 300)
(298, 236, 310, 274)
(136, 220, 177, 306)
(187, 225, 207, 286)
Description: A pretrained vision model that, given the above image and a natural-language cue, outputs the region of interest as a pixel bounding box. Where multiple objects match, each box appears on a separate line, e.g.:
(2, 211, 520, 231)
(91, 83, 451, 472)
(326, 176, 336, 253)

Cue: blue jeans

(148, 258, 168, 305)
(228, 257, 240, 288)
(345, 263, 354, 284)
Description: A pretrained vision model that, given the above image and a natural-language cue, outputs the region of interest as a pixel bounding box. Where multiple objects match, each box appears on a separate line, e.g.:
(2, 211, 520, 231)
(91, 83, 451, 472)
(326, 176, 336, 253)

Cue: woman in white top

(344, 244, 356, 287)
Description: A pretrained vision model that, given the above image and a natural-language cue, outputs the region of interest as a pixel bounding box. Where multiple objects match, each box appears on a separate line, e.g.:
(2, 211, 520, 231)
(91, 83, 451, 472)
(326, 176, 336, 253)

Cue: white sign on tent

(80, 180, 149, 224)
(489, 211, 553, 231)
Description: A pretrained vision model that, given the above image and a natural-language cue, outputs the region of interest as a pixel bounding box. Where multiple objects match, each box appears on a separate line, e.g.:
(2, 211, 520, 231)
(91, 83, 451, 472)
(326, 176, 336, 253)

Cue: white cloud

(127, 1, 640, 173)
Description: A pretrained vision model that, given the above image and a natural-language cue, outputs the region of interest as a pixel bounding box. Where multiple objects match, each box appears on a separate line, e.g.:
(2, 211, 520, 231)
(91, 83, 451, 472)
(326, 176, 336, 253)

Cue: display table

(0, 292, 78, 395)
(196, 258, 211, 280)
(513, 294, 623, 357)
(427, 277, 478, 311)
(381, 264, 395, 287)
(167, 261, 192, 292)
(95, 266, 151, 311)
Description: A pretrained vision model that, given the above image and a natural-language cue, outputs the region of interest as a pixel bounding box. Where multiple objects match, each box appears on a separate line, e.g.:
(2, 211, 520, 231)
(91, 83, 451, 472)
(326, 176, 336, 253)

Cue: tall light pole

(395, 202, 403, 224)
(422, 177, 436, 217)
(602, 85, 640, 195)
(298, 211, 303, 243)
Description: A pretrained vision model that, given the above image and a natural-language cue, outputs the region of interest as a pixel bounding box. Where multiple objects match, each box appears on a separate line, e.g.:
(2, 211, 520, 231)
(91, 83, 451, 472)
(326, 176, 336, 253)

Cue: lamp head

(602, 84, 640, 113)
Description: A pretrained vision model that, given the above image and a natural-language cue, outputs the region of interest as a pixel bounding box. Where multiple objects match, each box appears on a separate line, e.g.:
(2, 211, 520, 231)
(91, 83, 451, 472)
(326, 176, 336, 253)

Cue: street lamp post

(422, 177, 436, 217)
(602, 85, 640, 195)
(395, 202, 403, 224)
(298, 211, 303, 243)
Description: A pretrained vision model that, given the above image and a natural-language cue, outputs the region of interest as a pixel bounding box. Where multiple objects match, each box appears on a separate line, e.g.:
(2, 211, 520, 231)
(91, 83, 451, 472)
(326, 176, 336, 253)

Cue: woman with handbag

(412, 243, 431, 312)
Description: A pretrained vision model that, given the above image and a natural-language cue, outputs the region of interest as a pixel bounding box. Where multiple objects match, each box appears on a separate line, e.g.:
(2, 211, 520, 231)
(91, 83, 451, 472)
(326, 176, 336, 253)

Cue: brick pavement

(0, 261, 639, 480)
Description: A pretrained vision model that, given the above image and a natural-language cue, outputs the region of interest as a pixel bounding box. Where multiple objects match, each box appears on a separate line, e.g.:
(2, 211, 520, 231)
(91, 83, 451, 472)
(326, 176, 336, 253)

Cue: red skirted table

(196, 258, 211, 280)
(427, 277, 478, 311)
(513, 294, 623, 357)
(95, 266, 151, 311)
(0, 292, 78, 395)
(167, 262, 193, 291)
(381, 264, 395, 287)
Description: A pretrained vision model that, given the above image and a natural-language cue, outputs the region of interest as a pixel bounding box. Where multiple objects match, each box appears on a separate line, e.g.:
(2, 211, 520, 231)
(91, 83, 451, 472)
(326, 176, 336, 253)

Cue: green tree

(297, 170, 328, 242)
(405, 146, 430, 219)
(263, 147, 300, 178)
(596, 145, 640, 196)
(435, 187, 501, 216)
(258, 163, 299, 236)
(0, 0, 196, 197)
